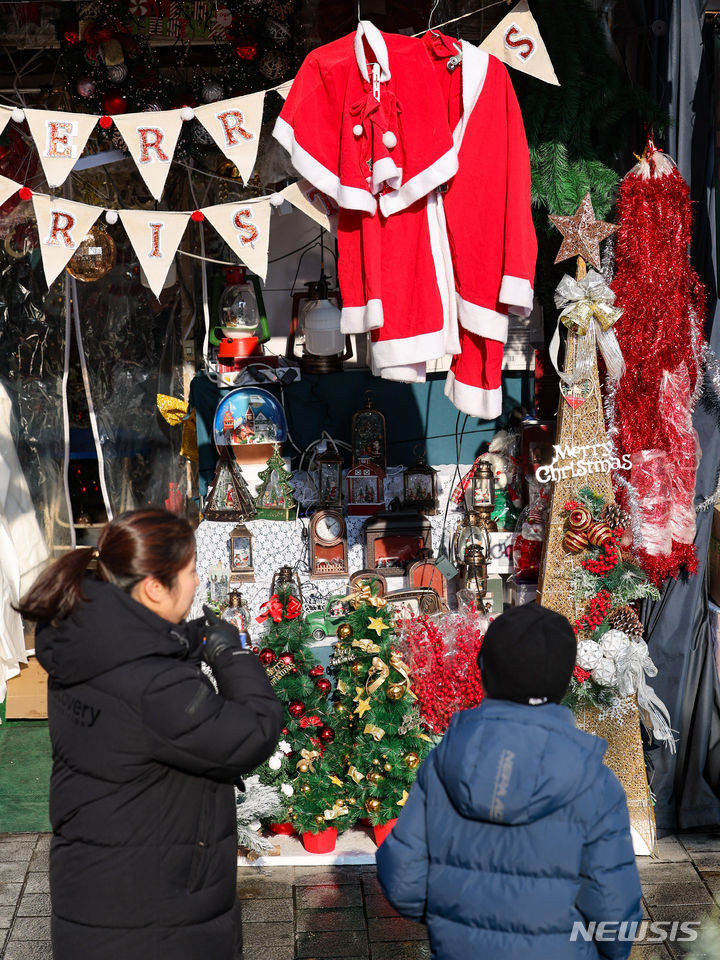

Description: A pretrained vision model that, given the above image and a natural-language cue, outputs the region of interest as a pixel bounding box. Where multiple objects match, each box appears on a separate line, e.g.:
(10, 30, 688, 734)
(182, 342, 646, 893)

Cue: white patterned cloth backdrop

(191, 464, 472, 624)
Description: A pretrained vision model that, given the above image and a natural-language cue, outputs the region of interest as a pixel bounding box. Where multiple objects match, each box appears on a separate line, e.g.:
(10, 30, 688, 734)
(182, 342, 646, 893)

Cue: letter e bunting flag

(201, 200, 271, 280)
(32, 195, 103, 287)
(119, 210, 190, 299)
(24, 110, 100, 187)
(112, 110, 185, 201)
(194, 93, 264, 184)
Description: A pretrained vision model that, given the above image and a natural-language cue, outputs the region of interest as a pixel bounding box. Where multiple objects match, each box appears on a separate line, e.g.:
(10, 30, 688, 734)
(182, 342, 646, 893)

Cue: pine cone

(602, 503, 630, 530)
(608, 605, 643, 639)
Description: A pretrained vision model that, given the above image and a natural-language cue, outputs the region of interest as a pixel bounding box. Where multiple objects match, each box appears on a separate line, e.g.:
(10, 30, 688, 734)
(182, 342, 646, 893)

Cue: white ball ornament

(592, 658, 618, 686)
(105, 210, 119, 225)
(268, 754, 282, 771)
(576, 640, 602, 671)
(382, 131, 397, 149)
(280, 783, 294, 796)
(352, 124, 363, 137)
(180, 106, 195, 121)
(600, 629, 630, 662)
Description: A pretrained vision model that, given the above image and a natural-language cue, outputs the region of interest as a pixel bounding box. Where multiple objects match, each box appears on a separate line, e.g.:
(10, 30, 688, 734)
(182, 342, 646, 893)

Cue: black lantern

(403, 450, 438, 515)
(270, 565, 303, 605)
(459, 543, 488, 597)
(229, 523, 254, 583)
(316, 442, 344, 509)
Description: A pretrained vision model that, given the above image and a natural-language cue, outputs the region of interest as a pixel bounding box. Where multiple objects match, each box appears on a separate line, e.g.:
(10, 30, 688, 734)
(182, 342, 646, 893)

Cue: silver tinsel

(236, 775, 283, 856)
(695, 342, 720, 512)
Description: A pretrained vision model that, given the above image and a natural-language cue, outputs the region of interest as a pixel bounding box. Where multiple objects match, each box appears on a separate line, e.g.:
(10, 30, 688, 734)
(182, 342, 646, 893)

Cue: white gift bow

(549, 270, 625, 385)
(616, 639, 676, 753)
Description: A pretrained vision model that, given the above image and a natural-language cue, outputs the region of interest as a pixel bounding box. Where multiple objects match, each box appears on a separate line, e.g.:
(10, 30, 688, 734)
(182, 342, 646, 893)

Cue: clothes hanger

(428, 0, 463, 71)
(428, 0, 442, 37)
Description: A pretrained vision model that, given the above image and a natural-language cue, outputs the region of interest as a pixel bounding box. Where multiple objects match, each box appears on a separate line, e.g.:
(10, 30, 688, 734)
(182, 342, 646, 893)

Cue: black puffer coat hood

(36, 579, 283, 960)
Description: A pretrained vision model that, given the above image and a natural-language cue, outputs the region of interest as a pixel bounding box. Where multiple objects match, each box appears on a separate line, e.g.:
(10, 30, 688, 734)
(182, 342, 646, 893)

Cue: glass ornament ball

(107, 63, 128, 83)
(334, 702, 346, 715)
(386, 683, 405, 701)
(66, 226, 116, 282)
(314, 815, 325, 825)
(308, 665, 324, 677)
(297, 761, 309, 773)
(259, 648, 276, 666)
(102, 90, 128, 114)
(315, 678, 332, 695)
(319, 726, 335, 743)
(288, 700, 306, 718)
(201, 81, 224, 103)
(383, 763, 392, 772)
(351, 662, 364, 677)
(336, 623, 353, 640)
(279, 653, 295, 666)
(403, 752, 420, 769)
(76, 77, 97, 98)
(300, 783, 311, 794)
(365, 797, 381, 814)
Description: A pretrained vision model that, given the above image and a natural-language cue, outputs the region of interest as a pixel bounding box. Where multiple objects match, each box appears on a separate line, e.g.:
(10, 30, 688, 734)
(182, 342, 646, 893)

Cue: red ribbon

(299, 715, 323, 728)
(255, 593, 302, 624)
(285, 596, 302, 619)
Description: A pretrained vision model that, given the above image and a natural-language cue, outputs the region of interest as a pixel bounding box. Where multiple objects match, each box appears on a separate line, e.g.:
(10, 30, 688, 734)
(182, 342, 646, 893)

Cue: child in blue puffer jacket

(376, 603, 643, 960)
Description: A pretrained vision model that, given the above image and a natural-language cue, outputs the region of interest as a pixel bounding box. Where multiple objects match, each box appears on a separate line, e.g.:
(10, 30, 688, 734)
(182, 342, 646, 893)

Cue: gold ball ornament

(365, 797, 381, 814)
(386, 683, 405, 701)
(568, 506, 593, 532)
(403, 752, 420, 769)
(351, 662, 365, 676)
(336, 623, 353, 640)
(367, 770, 384, 785)
(334, 702, 347, 715)
(587, 521, 612, 546)
(383, 763, 392, 772)
(66, 225, 116, 282)
(372, 758, 380, 765)
(300, 783, 311, 794)
(297, 761, 309, 773)
(314, 815, 325, 825)
(563, 529, 589, 553)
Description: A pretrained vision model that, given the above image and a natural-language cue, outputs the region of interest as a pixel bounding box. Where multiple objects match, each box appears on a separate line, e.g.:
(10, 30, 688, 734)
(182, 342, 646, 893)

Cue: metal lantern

(229, 523, 254, 583)
(270, 565, 303, 605)
(452, 511, 491, 569)
(403, 451, 438, 515)
(286, 279, 352, 374)
(221, 590, 252, 646)
(316, 442, 343, 509)
(470, 460, 495, 512)
(345, 457, 385, 516)
(208, 561, 230, 604)
(351, 392, 387, 469)
(459, 543, 488, 597)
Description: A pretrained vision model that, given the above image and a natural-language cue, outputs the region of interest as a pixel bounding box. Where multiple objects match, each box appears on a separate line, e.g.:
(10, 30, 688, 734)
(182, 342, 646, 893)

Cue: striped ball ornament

(563, 529, 589, 553)
(568, 506, 593, 532)
(586, 521, 612, 546)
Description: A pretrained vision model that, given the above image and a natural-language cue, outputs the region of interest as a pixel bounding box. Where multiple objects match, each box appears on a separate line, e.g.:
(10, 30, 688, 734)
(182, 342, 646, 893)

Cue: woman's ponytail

(15, 546, 98, 624)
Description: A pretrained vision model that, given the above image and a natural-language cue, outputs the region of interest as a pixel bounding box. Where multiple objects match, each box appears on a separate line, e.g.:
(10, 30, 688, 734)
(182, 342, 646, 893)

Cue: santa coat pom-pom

(382, 131, 397, 149)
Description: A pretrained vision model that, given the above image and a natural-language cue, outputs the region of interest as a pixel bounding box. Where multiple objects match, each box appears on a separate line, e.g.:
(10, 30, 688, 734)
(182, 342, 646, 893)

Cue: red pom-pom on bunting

(191, 210, 205, 222)
(99, 115, 113, 130)
(18, 187, 32, 201)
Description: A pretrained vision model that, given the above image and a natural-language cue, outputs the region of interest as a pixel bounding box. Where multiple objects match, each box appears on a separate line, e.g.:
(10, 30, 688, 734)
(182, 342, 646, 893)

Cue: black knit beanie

(477, 603, 576, 705)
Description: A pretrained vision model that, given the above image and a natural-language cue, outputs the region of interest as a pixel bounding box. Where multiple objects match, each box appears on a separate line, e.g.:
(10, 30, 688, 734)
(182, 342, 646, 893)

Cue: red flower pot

(302, 828, 337, 853)
(268, 821, 295, 835)
(373, 819, 398, 846)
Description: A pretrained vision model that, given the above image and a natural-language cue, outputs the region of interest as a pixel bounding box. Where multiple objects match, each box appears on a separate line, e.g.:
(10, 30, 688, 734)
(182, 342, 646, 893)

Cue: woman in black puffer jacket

(17, 508, 283, 960)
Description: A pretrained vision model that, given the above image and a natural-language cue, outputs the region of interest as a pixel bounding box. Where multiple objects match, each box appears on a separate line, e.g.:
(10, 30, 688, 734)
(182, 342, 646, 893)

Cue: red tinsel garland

(609, 141, 706, 583)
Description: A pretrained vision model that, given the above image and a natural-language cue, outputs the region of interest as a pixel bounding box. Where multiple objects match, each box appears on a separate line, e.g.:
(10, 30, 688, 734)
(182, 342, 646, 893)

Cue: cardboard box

(5, 656, 48, 720)
(709, 505, 720, 606)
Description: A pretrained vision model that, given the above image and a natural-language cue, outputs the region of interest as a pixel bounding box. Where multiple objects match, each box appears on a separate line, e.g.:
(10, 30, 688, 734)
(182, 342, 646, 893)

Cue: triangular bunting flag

(24, 109, 100, 187)
(282, 179, 338, 235)
(275, 80, 293, 100)
(119, 210, 190, 299)
(480, 0, 559, 86)
(0, 106, 14, 138)
(0, 175, 22, 207)
(194, 93, 265, 185)
(31, 194, 103, 288)
(112, 110, 185, 201)
(201, 200, 271, 281)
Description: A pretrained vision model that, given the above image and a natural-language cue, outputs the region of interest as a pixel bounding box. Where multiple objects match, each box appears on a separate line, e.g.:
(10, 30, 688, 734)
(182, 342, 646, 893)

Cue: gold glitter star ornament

(367, 616, 389, 636)
(549, 193, 618, 269)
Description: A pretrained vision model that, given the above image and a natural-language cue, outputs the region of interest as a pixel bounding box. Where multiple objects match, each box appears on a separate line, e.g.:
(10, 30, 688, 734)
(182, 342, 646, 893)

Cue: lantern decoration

(345, 457, 385, 516)
(229, 523, 254, 583)
(452, 511, 491, 570)
(66, 224, 116, 282)
(286, 278, 351, 374)
(468, 461, 498, 533)
(220, 590, 251, 644)
(208, 560, 230, 604)
(254, 444, 297, 520)
(213, 267, 270, 376)
(270, 565, 303, 606)
(403, 450, 438, 515)
(459, 543, 488, 602)
(351, 392, 387, 469)
(204, 448, 256, 522)
(316, 440, 344, 509)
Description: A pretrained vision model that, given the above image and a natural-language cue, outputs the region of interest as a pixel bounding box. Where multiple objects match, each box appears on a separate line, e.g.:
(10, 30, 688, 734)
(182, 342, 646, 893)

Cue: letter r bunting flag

(194, 92, 264, 184)
(31, 195, 103, 287)
(119, 209, 190, 299)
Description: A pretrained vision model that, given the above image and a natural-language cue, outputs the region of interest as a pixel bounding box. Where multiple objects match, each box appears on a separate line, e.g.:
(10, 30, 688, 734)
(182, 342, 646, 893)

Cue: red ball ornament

(235, 38, 259, 60)
(99, 115, 113, 130)
(308, 665, 324, 677)
(251, 646, 259, 654)
(315, 678, 332, 695)
(279, 652, 295, 666)
(288, 700, 306, 718)
(258, 647, 276, 666)
(568, 506, 593, 532)
(102, 91, 128, 115)
(281, 727, 289, 735)
(319, 725, 335, 743)
(18, 187, 32, 201)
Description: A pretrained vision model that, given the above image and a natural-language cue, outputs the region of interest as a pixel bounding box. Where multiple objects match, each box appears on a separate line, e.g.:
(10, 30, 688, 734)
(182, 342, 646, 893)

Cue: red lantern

(258, 647, 276, 666)
(315, 678, 332, 695)
(102, 90, 128, 115)
(288, 700, 306, 718)
(319, 725, 335, 743)
(308, 665, 324, 677)
(279, 652, 295, 666)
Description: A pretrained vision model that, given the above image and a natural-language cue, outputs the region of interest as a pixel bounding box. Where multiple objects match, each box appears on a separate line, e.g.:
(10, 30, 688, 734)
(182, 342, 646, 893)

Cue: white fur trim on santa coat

(499, 275, 534, 316)
(456, 296, 509, 343)
(428, 191, 461, 356)
(444, 370, 502, 420)
(371, 157, 403, 195)
(371, 361, 427, 383)
(454, 43, 489, 150)
(273, 117, 378, 215)
(354, 21, 391, 82)
(379, 147, 458, 217)
(371, 326, 447, 371)
(341, 299, 384, 334)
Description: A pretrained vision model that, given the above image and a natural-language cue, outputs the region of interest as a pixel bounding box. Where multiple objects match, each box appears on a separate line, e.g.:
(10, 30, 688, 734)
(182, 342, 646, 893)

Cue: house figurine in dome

(345, 457, 385, 516)
(254, 444, 297, 520)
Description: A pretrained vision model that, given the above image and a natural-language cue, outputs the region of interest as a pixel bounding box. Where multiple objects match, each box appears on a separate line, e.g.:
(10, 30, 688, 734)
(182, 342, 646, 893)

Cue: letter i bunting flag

(31, 195, 103, 287)
(119, 210, 190, 298)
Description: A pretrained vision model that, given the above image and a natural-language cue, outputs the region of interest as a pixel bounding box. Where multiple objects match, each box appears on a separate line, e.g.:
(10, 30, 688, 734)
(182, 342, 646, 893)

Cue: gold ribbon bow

(156, 394, 198, 462)
(363, 722, 386, 741)
(348, 584, 387, 609)
(324, 799, 350, 821)
(296, 748, 320, 773)
(352, 638, 381, 655)
(366, 656, 390, 693)
(389, 651, 416, 699)
(348, 765, 365, 783)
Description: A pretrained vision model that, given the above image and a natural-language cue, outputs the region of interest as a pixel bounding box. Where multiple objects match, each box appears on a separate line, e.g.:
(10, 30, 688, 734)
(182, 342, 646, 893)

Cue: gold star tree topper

(549, 193, 618, 269)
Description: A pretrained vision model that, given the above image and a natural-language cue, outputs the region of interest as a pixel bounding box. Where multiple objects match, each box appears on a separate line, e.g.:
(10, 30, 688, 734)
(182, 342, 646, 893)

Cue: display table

(238, 826, 378, 867)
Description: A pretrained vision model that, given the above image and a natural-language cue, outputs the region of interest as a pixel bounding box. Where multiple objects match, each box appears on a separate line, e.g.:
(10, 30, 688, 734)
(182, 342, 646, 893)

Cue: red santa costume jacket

(273, 23, 537, 420)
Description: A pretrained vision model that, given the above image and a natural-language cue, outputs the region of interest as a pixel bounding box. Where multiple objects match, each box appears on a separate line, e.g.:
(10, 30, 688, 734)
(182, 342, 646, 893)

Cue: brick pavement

(3, 832, 720, 958)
